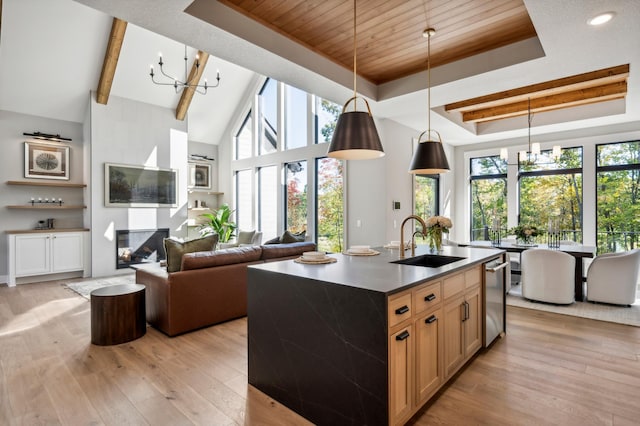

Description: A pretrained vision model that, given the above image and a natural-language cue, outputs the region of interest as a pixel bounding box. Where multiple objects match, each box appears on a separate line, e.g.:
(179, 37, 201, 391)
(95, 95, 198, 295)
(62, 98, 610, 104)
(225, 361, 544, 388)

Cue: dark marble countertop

(249, 244, 504, 295)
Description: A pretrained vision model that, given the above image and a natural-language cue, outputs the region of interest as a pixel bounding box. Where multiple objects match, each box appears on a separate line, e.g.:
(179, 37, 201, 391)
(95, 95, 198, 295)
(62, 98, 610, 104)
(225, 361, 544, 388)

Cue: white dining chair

(586, 249, 640, 306)
(521, 249, 575, 304)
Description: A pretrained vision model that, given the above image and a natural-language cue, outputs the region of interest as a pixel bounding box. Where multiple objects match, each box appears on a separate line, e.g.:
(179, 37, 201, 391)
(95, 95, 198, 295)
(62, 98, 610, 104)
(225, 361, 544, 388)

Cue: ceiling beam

(96, 18, 127, 105)
(175, 51, 209, 121)
(462, 81, 627, 123)
(445, 64, 629, 113)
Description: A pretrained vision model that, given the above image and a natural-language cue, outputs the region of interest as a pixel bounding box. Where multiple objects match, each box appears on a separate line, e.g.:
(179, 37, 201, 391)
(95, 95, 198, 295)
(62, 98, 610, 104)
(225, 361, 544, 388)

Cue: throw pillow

(264, 236, 281, 245)
(237, 230, 256, 245)
(163, 234, 218, 272)
(281, 230, 306, 243)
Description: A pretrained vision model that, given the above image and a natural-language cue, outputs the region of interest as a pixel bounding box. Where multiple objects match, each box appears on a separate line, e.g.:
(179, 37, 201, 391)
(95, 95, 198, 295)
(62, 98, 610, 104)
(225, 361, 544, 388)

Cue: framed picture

(188, 162, 211, 190)
(24, 141, 70, 180)
(105, 163, 178, 207)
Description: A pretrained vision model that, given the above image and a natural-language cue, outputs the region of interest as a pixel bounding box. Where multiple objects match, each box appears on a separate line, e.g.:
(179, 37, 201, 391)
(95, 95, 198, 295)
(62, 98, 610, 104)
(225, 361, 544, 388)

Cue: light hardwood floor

(1, 281, 639, 425)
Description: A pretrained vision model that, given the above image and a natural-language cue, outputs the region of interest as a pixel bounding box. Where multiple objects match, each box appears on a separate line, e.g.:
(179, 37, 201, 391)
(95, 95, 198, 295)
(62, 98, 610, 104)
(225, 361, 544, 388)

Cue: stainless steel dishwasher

(484, 256, 508, 346)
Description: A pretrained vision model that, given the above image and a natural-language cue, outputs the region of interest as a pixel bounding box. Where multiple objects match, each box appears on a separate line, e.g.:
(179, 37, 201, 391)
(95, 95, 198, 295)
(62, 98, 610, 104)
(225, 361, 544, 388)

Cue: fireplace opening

(116, 228, 169, 269)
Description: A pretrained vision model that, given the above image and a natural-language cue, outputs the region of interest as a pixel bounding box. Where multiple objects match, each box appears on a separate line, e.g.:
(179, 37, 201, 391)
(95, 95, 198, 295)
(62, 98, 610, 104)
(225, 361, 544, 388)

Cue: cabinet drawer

(414, 281, 442, 314)
(443, 272, 465, 299)
(388, 292, 413, 328)
(465, 266, 481, 289)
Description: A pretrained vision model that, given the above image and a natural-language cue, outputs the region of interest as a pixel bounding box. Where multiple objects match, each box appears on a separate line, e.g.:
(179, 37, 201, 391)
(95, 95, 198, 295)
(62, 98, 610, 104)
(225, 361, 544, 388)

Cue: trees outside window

(470, 156, 507, 241)
(414, 175, 439, 243)
(285, 161, 307, 233)
(596, 141, 640, 253)
(316, 157, 343, 253)
(518, 147, 583, 243)
(316, 97, 340, 144)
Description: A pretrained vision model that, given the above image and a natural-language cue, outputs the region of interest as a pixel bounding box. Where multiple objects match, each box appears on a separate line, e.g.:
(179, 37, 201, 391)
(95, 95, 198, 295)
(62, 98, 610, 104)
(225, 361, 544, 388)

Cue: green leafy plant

(198, 203, 237, 243)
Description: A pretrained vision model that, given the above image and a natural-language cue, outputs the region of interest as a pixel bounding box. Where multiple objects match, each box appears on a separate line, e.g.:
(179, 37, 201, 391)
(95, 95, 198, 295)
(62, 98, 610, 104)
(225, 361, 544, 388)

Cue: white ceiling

(1, 0, 639, 147)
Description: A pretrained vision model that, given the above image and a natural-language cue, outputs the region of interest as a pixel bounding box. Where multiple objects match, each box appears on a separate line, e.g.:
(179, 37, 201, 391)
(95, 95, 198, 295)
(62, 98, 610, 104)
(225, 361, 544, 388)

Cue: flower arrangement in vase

(509, 224, 542, 245)
(425, 216, 452, 252)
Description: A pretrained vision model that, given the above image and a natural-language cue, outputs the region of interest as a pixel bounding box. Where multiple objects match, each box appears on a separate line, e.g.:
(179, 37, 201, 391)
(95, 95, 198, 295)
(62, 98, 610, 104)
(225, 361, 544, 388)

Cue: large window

(285, 161, 307, 233)
(596, 141, 640, 253)
(316, 157, 343, 252)
(315, 97, 340, 144)
(414, 175, 438, 219)
(285, 85, 308, 150)
(235, 111, 253, 160)
(235, 169, 253, 232)
(518, 147, 583, 243)
(470, 156, 507, 241)
(258, 166, 278, 242)
(258, 79, 278, 155)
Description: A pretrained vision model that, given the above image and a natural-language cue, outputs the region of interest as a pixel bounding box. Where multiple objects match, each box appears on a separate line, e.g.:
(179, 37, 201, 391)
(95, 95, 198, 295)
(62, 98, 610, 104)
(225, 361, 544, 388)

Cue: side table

(91, 283, 146, 345)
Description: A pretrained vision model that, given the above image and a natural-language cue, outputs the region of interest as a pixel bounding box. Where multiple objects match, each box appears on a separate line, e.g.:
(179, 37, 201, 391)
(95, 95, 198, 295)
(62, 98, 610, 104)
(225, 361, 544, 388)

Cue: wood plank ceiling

(217, 0, 537, 84)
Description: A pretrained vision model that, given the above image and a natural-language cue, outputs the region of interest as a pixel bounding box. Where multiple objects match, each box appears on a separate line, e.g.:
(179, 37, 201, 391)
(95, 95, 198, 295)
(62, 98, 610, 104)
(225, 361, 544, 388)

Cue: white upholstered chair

(521, 249, 575, 304)
(586, 249, 640, 306)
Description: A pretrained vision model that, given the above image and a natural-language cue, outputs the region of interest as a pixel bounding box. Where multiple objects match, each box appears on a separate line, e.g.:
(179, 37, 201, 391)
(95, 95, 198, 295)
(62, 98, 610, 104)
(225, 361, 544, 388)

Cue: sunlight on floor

(0, 297, 87, 336)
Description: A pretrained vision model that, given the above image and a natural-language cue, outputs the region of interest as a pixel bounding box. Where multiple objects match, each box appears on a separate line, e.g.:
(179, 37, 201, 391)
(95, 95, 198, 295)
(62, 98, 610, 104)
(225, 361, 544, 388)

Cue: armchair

(586, 249, 640, 306)
(521, 249, 575, 304)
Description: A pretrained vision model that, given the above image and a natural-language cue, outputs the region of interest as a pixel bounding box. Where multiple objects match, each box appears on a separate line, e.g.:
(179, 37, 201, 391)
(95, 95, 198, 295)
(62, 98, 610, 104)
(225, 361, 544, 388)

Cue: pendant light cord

(353, 0, 357, 101)
(427, 30, 431, 133)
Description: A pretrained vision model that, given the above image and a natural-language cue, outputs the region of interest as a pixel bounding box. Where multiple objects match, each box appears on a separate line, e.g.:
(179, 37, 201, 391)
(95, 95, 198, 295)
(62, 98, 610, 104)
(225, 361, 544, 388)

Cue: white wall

(89, 93, 188, 277)
(0, 110, 85, 281)
(453, 127, 640, 246)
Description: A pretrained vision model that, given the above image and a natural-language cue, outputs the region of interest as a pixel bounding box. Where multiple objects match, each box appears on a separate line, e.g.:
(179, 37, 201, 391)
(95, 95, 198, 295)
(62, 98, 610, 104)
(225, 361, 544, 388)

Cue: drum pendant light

(327, 0, 384, 160)
(409, 28, 450, 174)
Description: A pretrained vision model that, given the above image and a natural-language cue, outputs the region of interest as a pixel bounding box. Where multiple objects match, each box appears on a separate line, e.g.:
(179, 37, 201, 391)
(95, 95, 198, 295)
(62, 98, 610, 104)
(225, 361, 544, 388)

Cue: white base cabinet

(8, 231, 86, 286)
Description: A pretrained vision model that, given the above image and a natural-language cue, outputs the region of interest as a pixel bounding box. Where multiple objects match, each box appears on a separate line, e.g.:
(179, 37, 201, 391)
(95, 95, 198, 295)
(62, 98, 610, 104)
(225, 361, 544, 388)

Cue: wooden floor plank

(1, 282, 639, 425)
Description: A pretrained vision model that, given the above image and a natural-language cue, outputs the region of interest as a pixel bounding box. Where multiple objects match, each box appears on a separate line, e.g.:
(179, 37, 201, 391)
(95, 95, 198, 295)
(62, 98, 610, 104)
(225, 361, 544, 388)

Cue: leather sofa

(134, 241, 316, 336)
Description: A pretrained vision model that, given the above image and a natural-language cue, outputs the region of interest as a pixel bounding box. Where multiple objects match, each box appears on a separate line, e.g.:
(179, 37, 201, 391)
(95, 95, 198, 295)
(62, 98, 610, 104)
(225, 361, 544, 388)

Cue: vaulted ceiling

(1, 0, 639, 147)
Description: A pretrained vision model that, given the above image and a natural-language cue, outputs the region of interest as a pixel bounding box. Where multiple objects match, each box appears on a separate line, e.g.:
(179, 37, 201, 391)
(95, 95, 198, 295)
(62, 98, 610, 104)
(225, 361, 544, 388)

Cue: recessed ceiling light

(588, 12, 615, 26)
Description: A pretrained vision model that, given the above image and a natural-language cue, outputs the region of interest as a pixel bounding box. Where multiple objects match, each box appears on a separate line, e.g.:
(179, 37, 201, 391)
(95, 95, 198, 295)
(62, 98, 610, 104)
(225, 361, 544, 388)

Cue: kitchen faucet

(399, 215, 427, 259)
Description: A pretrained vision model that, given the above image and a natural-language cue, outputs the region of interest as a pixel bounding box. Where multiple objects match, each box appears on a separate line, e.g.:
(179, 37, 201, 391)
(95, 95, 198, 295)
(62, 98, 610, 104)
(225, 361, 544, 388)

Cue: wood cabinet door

(390, 325, 413, 425)
(415, 307, 444, 406)
(15, 234, 50, 276)
(443, 295, 465, 378)
(51, 232, 84, 272)
(464, 286, 483, 356)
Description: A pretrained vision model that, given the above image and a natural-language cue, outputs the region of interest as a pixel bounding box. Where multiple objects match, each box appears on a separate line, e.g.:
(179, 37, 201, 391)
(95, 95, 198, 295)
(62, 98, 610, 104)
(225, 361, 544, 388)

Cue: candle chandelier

(149, 45, 220, 95)
(500, 98, 561, 166)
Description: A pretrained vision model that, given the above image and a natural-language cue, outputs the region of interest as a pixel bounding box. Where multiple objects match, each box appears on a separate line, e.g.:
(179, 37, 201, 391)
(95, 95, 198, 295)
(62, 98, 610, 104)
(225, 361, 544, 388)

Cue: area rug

(63, 274, 136, 300)
(507, 284, 640, 327)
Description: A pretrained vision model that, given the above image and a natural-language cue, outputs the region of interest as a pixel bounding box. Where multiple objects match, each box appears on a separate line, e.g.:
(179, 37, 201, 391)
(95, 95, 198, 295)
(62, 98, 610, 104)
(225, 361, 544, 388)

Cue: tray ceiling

(218, 0, 537, 84)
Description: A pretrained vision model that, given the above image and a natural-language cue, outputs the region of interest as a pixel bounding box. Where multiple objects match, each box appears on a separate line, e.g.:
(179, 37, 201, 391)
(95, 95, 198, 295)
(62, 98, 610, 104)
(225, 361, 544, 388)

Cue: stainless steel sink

(391, 254, 466, 268)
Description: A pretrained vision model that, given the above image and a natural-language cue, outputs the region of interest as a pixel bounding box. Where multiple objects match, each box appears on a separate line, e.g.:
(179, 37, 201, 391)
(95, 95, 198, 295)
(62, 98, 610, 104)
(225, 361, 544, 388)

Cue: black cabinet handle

(396, 330, 410, 341)
(425, 315, 437, 324)
(461, 301, 468, 322)
(424, 293, 436, 302)
(395, 305, 410, 315)
(464, 301, 470, 321)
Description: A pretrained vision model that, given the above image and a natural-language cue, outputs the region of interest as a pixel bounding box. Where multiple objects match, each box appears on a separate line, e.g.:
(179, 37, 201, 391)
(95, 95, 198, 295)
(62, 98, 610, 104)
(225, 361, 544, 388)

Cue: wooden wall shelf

(7, 180, 87, 188)
(7, 205, 86, 210)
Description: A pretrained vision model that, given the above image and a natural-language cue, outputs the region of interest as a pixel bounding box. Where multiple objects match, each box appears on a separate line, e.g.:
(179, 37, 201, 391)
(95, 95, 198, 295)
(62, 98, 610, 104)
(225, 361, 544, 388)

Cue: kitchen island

(247, 245, 505, 426)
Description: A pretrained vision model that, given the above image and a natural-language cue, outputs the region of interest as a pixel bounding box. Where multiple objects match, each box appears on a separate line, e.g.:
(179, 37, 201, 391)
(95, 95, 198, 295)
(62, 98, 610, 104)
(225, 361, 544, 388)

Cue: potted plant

(198, 203, 237, 243)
